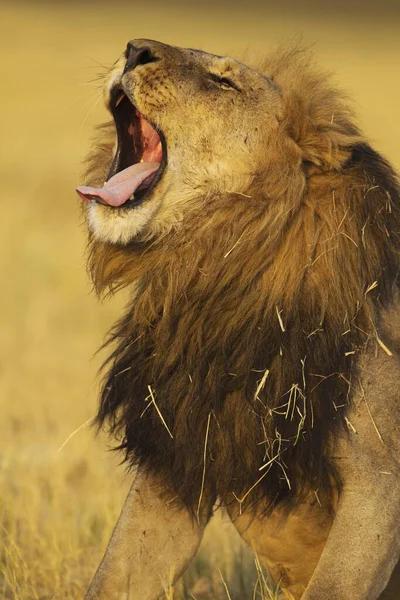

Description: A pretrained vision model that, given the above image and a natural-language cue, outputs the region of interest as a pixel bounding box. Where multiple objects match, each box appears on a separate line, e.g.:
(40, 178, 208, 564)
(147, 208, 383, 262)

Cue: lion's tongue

(76, 162, 159, 207)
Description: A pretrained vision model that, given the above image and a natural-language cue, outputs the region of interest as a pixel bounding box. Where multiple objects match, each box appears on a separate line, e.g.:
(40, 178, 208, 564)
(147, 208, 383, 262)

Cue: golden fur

(83, 43, 400, 512)
(81, 40, 400, 600)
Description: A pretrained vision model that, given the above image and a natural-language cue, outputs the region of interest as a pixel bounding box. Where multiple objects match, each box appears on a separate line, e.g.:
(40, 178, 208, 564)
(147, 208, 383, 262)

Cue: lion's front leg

(301, 352, 400, 600)
(84, 469, 212, 600)
(300, 473, 400, 600)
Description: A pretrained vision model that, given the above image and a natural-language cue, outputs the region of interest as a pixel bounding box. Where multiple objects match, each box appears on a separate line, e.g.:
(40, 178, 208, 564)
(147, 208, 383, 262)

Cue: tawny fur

(83, 45, 400, 515)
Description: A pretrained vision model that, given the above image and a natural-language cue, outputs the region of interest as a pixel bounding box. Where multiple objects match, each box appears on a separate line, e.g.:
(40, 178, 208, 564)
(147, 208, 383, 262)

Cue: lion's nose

(123, 43, 160, 74)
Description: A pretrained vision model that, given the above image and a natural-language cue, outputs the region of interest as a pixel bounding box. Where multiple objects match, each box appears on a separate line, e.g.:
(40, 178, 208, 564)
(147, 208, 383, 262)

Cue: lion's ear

(266, 46, 365, 173)
(283, 91, 365, 173)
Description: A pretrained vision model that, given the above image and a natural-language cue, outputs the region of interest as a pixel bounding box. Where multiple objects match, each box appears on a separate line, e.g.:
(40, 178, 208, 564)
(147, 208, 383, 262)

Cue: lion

(77, 40, 400, 599)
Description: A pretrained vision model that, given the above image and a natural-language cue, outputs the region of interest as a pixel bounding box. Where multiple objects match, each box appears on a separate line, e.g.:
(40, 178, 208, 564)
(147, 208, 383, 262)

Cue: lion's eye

(208, 73, 240, 92)
(219, 78, 235, 90)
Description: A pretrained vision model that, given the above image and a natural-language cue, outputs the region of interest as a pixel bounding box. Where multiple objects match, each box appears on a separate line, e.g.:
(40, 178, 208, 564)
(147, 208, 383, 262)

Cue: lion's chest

(226, 494, 336, 599)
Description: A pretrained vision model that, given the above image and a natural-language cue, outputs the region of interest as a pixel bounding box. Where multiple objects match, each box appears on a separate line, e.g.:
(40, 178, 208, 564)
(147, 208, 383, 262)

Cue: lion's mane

(86, 47, 400, 512)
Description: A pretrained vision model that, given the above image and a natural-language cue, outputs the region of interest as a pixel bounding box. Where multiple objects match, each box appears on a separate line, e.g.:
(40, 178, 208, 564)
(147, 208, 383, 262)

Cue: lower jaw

(88, 200, 159, 244)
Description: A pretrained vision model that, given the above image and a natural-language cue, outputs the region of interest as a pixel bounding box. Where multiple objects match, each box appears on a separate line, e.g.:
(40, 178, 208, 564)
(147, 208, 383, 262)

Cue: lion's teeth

(115, 93, 125, 107)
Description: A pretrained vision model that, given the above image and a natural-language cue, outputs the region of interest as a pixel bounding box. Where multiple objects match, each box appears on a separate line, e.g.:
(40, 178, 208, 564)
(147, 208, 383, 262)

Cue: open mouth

(76, 89, 166, 208)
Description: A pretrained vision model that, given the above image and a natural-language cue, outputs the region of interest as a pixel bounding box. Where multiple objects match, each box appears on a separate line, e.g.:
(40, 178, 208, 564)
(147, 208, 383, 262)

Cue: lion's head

(77, 40, 322, 245)
(79, 41, 400, 511)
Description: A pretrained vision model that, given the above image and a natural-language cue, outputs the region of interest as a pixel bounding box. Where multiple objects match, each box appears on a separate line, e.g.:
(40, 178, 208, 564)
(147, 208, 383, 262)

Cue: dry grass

(0, 1, 399, 598)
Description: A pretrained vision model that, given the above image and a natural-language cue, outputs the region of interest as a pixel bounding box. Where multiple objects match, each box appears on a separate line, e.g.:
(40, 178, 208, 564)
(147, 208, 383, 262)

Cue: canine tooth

(115, 93, 125, 107)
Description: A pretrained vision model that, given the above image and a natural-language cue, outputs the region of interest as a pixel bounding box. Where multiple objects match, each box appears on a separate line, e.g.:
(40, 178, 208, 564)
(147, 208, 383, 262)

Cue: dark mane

(87, 48, 400, 513)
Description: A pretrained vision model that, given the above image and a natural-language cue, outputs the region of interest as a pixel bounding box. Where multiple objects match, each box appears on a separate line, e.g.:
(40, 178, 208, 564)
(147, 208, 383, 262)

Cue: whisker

(80, 93, 103, 131)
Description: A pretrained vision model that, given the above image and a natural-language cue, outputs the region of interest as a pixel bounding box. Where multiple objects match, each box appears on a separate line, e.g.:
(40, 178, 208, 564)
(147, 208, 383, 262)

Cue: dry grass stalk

(254, 369, 270, 403)
(344, 416, 357, 433)
(362, 394, 385, 444)
(146, 385, 174, 439)
(275, 306, 286, 333)
(218, 568, 233, 600)
(376, 335, 393, 357)
(197, 412, 212, 524)
(58, 416, 95, 453)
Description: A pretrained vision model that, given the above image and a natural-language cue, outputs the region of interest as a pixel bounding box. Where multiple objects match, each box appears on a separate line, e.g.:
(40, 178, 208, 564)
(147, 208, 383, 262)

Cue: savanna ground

(1, 1, 399, 598)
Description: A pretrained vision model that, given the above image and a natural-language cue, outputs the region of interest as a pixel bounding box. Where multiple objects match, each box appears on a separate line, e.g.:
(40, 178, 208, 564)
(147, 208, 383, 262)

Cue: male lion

(77, 40, 400, 599)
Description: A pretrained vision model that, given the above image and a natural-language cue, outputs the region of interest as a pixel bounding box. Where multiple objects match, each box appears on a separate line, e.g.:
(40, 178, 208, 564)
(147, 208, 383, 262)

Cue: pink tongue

(76, 162, 159, 207)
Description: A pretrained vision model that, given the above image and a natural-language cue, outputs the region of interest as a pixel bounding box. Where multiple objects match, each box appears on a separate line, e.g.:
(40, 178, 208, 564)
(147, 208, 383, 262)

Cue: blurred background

(1, 1, 399, 598)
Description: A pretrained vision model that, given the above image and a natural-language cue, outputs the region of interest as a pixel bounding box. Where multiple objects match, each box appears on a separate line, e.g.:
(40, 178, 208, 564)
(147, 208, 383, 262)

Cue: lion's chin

(87, 199, 160, 244)
(87, 169, 182, 244)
